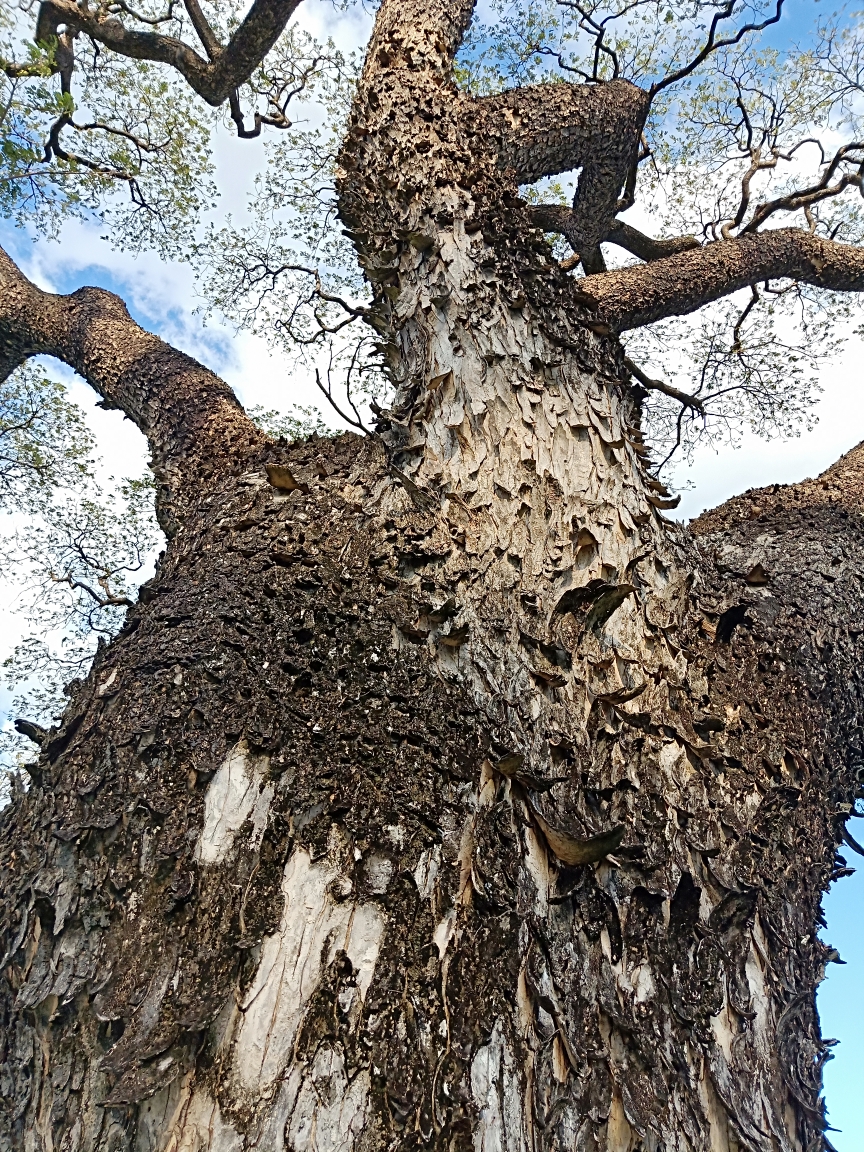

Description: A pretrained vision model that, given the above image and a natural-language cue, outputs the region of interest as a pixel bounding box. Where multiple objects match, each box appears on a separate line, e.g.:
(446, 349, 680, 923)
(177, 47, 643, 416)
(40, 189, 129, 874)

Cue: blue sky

(1, 0, 863, 1142)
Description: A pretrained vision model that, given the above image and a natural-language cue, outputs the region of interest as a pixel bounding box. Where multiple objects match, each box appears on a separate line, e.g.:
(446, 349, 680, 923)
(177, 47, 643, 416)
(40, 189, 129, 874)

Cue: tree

(3, 0, 864, 1148)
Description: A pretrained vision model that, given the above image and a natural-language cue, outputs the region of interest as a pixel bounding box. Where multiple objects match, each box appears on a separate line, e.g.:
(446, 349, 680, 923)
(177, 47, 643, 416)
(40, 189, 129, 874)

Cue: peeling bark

(1, 2, 863, 1150)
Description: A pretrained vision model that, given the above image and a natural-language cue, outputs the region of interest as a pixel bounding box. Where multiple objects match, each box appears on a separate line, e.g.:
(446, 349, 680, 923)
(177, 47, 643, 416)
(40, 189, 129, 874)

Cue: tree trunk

(2, 5, 863, 1151)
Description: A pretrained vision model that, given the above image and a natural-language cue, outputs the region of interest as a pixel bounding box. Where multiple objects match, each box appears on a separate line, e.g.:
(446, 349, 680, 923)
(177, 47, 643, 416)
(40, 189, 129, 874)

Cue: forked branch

(29, 0, 304, 106)
(650, 0, 785, 97)
(484, 79, 650, 254)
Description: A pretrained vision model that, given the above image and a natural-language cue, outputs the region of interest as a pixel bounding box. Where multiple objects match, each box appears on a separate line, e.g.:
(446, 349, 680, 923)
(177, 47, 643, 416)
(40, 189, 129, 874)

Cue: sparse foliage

(0, 364, 95, 508)
(0, 473, 161, 781)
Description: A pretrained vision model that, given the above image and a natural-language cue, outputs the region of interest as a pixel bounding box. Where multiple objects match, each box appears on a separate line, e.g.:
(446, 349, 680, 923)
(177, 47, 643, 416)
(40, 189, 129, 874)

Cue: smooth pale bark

(1, 2, 863, 1150)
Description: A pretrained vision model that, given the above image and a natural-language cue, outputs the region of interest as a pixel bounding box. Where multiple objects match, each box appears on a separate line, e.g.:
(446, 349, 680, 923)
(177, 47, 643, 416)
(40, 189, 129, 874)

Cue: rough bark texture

(579, 228, 864, 332)
(1, 3, 863, 1151)
(33, 0, 304, 105)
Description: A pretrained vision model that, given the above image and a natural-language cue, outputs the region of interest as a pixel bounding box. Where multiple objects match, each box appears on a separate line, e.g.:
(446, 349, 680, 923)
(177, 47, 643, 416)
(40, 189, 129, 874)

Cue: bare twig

(650, 0, 785, 98)
(314, 367, 369, 434)
(624, 356, 705, 413)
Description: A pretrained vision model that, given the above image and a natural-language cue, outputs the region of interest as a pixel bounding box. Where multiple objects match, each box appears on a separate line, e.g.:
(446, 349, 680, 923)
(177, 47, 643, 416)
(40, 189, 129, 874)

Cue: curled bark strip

(841, 826, 864, 857)
(528, 799, 626, 866)
(13, 719, 47, 747)
(264, 463, 307, 492)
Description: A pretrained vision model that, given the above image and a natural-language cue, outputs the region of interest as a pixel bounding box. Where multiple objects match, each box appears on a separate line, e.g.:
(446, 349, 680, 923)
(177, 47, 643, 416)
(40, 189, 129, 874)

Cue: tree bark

(1, 4, 862, 1151)
(31, 0, 304, 105)
(579, 228, 864, 332)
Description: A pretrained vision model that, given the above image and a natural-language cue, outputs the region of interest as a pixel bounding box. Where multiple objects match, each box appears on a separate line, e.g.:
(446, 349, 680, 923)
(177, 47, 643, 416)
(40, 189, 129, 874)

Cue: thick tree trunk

(2, 5, 863, 1151)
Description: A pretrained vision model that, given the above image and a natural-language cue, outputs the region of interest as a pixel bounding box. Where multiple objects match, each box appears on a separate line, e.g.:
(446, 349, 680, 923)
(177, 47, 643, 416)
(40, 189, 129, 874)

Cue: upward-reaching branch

(577, 228, 864, 331)
(650, 0, 785, 96)
(362, 0, 476, 78)
(30, 0, 304, 106)
(483, 79, 650, 256)
(0, 247, 261, 531)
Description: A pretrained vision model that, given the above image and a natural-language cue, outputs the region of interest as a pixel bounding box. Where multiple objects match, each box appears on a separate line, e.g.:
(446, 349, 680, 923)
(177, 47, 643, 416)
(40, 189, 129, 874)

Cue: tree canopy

(4, 0, 864, 452)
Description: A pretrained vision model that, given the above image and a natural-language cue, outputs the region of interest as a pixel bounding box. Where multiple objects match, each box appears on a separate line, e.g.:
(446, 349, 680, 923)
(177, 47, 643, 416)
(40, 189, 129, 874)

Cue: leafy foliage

(198, 40, 389, 423)
(0, 464, 161, 781)
(247, 401, 332, 440)
(0, 375, 342, 786)
(455, 1, 864, 463)
(6, 0, 864, 787)
(0, 8, 217, 252)
(0, 364, 96, 508)
(0, 366, 160, 783)
(455, 0, 783, 91)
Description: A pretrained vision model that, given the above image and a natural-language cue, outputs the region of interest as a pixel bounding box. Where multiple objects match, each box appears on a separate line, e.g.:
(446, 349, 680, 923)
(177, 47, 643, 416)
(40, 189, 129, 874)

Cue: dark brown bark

(527, 205, 700, 265)
(0, 373, 860, 1150)
(483, 80, 649, 255)
(0, 249, 261, 535)
(31, 0, 303, 105)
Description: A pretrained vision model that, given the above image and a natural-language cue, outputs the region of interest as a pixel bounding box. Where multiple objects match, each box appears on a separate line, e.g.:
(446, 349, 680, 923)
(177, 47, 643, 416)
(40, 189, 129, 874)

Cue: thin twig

(650, 0, 785, 97)
(624, 356, 705, 413)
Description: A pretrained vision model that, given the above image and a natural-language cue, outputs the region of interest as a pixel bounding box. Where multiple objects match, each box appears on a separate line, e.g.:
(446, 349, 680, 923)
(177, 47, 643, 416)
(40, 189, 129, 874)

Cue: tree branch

(0, 246, 261, 532)
(528, 204, 700, 264)
(650, 0, 785, 97)
(362, 0, 475, 77)
(743, 143, 864, 233)
(32, 0, 304, 106)
(623, 356, 705, 413)
(484, 80, 650, 254)
(607, 220, 701, 261)
(577, 228, 864, 332)
(183, 0, 221, 59)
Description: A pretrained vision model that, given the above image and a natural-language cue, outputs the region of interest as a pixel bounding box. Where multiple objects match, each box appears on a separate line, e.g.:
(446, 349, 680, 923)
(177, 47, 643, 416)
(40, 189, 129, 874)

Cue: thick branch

(362, 0, 475, 77)
(484, 80, 650, 253)
(578, 228, 864, 332)
(0, 246, 261, 531)
(33, 0, 303, 106)
(528, 203, 582, 250)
